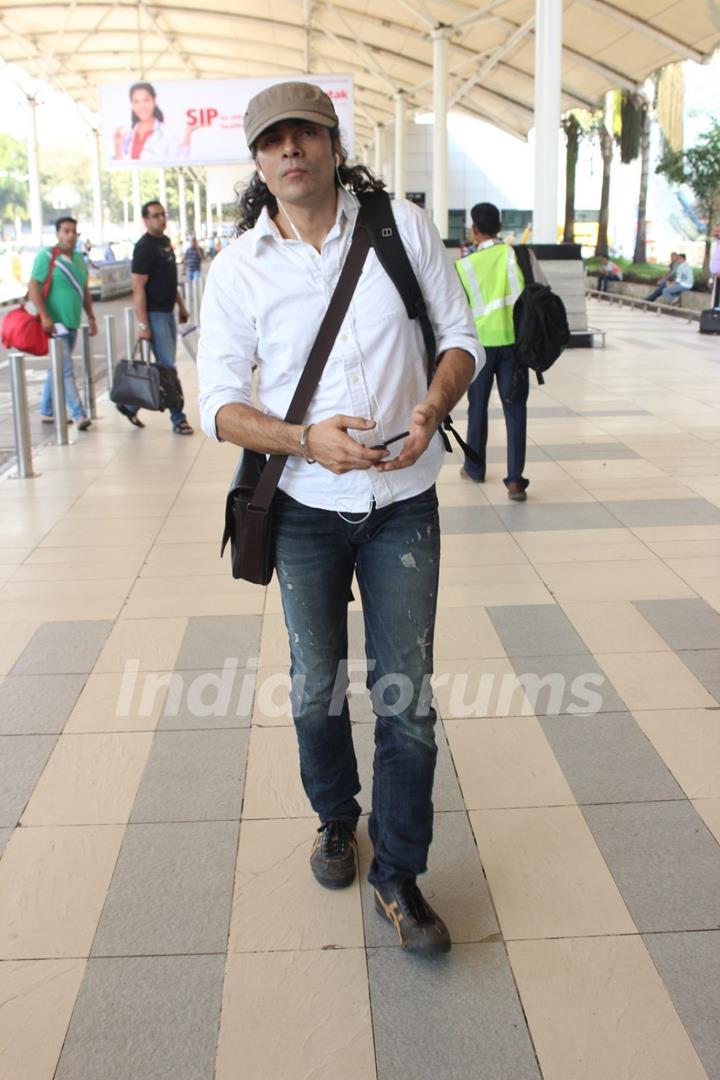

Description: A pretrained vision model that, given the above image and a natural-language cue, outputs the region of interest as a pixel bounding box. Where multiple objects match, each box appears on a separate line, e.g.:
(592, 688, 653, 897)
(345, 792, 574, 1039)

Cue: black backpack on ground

(512, 245, 570, 386)
(699, 308, 720, 334)
(356, 189, 480, 465)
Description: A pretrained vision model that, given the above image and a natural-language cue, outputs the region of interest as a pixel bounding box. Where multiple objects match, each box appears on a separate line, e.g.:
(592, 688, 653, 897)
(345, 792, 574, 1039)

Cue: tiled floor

(1, 301, 719, 1079)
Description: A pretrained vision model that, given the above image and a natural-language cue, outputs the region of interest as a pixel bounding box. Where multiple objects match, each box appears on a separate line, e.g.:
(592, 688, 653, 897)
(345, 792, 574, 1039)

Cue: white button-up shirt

(197, 189, 482, 512)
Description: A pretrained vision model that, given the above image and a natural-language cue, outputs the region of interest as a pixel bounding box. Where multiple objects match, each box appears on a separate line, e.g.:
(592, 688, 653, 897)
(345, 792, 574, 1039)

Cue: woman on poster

(113, 82, 203, 162)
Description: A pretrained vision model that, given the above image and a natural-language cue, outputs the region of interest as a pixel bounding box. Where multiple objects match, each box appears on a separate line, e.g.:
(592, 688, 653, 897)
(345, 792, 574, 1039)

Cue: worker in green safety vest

(455, 202, 529, 501)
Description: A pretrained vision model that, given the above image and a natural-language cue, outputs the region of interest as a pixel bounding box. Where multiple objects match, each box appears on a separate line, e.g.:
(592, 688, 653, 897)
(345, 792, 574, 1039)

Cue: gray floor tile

(360, 811, 499, 948)
(55, 955, 225, 1080)
(174, 615, 262, 671)
(487, 444, 550, 462)
(583, 801, 720, 932)
(491, 405, 575, 418)
(488, 604, 589, 656)
(540, 441, 639, 460)
(368, 942, 540, 1080)
(643, 931, 720, 1080)
(604, 498, 720, 528)
(439, 506, 507, 534)
(0, 828, 12, 858)
(497, 501, 622, 532)
(574, 409, 648, 418)
(355, 722, 464, 814)
(635, 598, 720, 652)
(11, 620, 113, 675)
(539, 712, 685, 804)
(510, 654, 627, 715)
(130, 729, 248, 822)
(158, 667, 253, 729)
(91, 821, 238, 956)
(0, 674, 87, 735)
(0, 734, 57, 826)
(677, 651, 720, 703)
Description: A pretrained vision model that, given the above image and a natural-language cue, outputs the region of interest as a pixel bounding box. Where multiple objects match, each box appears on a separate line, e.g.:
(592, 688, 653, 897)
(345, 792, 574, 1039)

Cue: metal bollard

(124, 306, 135, 356)
(80, 326, 98, 419)
(104, 314, 116, 389)
(49, 337, 69, 446)
(7, 352, 37, 479)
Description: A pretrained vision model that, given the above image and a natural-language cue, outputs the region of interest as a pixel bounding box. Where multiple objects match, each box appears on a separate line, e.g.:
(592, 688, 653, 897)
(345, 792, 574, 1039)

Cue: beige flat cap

(244, 82, 339, 149)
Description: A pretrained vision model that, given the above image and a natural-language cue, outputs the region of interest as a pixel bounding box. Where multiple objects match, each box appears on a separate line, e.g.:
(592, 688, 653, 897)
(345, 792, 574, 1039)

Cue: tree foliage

(0, 134, 29, 227)
(657, 119, 720, 271)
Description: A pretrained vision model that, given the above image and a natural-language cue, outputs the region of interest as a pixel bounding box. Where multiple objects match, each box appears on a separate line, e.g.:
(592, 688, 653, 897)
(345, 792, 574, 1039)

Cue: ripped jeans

(272, 485, 440, 886)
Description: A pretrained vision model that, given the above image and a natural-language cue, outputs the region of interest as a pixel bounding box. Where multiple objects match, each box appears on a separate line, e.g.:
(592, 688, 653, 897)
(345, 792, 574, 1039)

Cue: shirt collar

(251, 186, 358, 254)
(476, 238, 501, 251)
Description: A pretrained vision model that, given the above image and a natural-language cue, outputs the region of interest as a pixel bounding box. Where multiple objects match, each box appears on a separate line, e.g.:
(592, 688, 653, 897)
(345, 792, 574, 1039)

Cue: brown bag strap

(250, 220, 371, 511)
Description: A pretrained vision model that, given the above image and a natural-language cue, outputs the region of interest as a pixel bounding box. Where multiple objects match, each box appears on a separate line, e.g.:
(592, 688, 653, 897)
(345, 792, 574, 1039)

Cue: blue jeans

(465, 344, 529, 488)
(39, 330, 86, 421)
(598, 272, 621, 292)
(272, 486, 441, 886)
(662, 283, 689, 303)
(127, 311, 186, 425)
(187, 269, 200, 283)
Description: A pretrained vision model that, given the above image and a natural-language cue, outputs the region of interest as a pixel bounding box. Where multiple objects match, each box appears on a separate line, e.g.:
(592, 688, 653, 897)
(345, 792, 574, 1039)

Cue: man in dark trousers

(118, 200, 193, 433)
(455, 201, 528, 500)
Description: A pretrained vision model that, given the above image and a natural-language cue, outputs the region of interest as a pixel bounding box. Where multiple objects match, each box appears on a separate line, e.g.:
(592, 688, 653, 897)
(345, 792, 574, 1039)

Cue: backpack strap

(356, 189, 480, 464)
(40, 248, 60, 301)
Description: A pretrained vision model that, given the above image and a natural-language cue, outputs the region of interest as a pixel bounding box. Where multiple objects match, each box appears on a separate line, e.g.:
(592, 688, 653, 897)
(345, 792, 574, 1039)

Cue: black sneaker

(310, 821, 357, 889)
(374, 879, 451, 956)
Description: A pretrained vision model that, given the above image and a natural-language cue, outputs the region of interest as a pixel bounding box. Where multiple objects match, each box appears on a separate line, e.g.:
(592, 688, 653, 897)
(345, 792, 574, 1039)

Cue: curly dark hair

(235, 125, 385, 235)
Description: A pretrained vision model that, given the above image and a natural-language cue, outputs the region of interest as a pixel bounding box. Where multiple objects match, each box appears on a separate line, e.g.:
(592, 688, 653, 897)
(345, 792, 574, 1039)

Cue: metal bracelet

(299, 423, 316, 464)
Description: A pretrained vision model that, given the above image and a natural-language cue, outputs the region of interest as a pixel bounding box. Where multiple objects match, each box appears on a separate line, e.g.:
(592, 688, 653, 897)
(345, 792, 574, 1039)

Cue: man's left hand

(374, 403, 439, 473)
(88, 316, 98, 338)
(178, 305, 190, 324)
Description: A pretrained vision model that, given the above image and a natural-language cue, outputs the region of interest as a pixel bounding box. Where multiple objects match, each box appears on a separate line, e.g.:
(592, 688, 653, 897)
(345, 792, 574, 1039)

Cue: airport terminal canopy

(0, 0, 719, 145)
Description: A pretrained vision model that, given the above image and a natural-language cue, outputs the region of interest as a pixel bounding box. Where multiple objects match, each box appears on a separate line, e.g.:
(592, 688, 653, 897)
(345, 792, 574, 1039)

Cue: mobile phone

(371, 431, 409, 450)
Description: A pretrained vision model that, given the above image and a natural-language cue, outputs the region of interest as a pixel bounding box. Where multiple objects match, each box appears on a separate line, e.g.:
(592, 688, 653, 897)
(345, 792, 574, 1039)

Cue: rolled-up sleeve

(397, 201, 484, 381)
(197, 248, 257, 440)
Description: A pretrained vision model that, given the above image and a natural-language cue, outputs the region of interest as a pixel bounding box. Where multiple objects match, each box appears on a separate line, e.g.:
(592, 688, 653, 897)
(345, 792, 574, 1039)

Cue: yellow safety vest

(455, 243, 524, 347)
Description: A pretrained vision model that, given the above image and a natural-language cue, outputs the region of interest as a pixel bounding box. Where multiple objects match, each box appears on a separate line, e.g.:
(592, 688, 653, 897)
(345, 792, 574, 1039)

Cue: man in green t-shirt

(27, 216, 98, 430)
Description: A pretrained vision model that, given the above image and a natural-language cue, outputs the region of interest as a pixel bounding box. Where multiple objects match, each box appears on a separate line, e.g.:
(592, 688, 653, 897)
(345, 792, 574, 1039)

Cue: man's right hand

(305, 416, 389, 474)
(138, 329, 152, 341)
(40, 314, 55, 335)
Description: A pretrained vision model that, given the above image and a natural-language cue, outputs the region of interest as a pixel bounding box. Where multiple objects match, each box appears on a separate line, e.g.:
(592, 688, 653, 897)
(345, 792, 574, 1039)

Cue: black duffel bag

(111, 342, 184, 414)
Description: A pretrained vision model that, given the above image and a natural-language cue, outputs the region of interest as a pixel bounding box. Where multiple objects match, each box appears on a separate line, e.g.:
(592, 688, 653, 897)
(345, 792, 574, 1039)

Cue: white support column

(131, 169, 142, 233)
(205, 183, 213, 241)
(373, 124, 383, 178)
(193, 179, 202, 237)
(216, 202, 223, 232)
(90, 130, 103, 241)
(122, 197, 129, 240)
(158, 168, 167, 207)
(27, 98, 42, 246)
(432, 26, 450, 238)
(177, 171, 188, 241)
(533, 0, 562, 242)
(394, 92, 407, 200)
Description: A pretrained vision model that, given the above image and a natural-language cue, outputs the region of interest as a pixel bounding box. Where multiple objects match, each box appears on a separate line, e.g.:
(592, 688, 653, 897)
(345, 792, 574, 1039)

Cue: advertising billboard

(100, 75, 354, 169)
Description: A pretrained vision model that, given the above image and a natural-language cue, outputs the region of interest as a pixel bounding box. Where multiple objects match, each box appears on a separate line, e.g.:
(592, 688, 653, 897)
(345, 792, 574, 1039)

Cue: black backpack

(512, 245, 570, 386)
(356, 189, 480, 465)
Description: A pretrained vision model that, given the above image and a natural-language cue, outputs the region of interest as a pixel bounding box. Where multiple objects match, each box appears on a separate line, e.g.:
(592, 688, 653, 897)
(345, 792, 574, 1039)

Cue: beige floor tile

(596, 652, 717, 711)
(0, 547, 33, 566)
(484, 481, 594, 505)
(445, 716, 575, 809)
(436, 483, 490, 506)
(0, 620, 40, 675)
(23, 543, 152, 565)
(633, 709, 720, 798)
(437, 582, 553, 608)
(215, 950, 376, 1080)
(559, 459, 667, 480)
(561, 601, 669, 653)
(258, 612, 291, 667)
(469, 806, 635, 939)
(139, 557, 226, 578)
(94, 617, 187, 672)
(65, 671, 169, 733)
(0, 579, 133, 602)
(119, 593, 265, 618)
(579, 481, 695, 501)
(229, 818, 364, 952)
(21, 733, 154, 826)
(645, 538, 720, 559)
(434, 607, 506, 660)
(10, 561, 143, 583)
(0, 959, 86, 1080)
(439, 563, 542, 587)
(128, 574, 258, 598)
(630, 524, 720, 543)
(39, 521, 163, 547)
(0, 598, 125, 622)
(433, 659, 531, 718)
(508, 936, 708, 1080)
(535, 559, 693, 602)
(512, 528, 651, 564)
(691, 798, 720, 845)
(0, 825, 125, 959)
(242, 726, 310, 818)
(663, 556, 720, 591)
(440, 532, 528, 566)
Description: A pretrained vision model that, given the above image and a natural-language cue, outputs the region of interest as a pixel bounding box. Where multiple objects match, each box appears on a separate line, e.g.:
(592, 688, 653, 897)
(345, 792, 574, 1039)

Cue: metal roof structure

(1, 0, 719, 146)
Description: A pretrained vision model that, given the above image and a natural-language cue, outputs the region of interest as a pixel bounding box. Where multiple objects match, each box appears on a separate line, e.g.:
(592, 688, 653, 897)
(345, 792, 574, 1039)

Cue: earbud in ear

(334, 154, 340, 167)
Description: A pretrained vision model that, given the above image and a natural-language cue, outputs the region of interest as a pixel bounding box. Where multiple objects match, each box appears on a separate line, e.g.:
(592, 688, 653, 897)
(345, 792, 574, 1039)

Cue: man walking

(455, 202, 528, 500)
(198, 82, 480, 956)
(117, 200, 193, 433)
(183, 236, 203, 283)
(28, 216, 96, 431)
